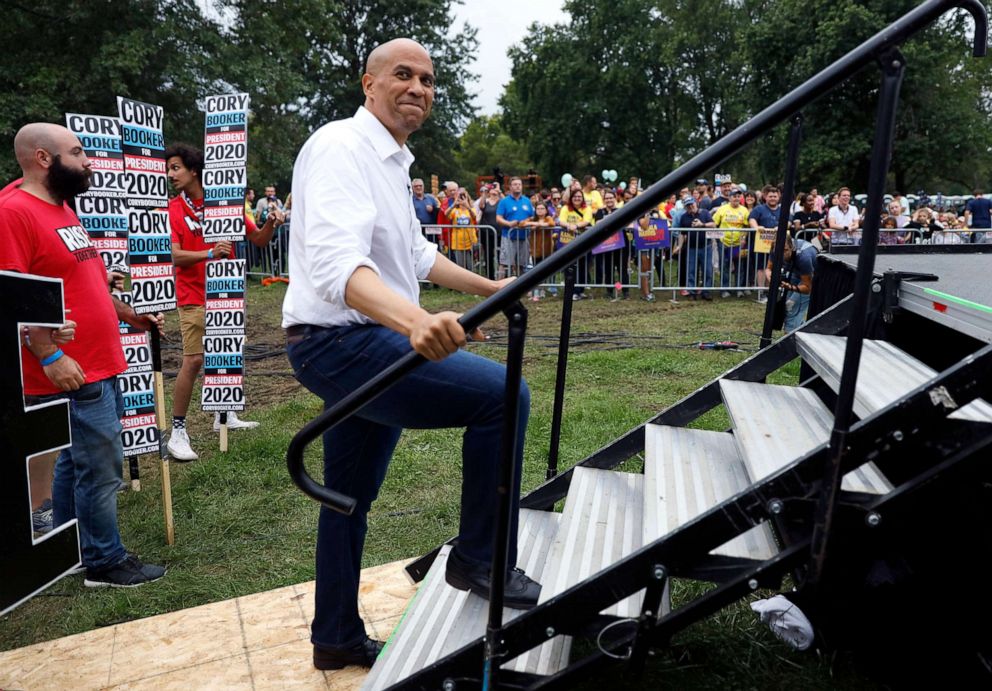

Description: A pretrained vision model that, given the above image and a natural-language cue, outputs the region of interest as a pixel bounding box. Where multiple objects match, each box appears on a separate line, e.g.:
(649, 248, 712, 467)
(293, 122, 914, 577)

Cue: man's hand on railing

(410, 311, 482, 361)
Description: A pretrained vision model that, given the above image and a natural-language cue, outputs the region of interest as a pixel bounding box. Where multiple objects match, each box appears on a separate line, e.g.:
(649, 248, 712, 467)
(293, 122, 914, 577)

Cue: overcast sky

(198, 0, 564, 115)
(451, 1, 565, 115)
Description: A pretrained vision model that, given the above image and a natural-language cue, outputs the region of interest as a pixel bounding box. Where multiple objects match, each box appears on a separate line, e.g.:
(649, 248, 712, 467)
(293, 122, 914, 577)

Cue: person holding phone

(445, 187, 478, 270)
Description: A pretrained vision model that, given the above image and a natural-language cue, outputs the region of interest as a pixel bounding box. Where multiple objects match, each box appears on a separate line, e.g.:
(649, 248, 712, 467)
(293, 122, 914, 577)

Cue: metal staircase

(362, 306, 992, 689)
(285, 2, 992, 688)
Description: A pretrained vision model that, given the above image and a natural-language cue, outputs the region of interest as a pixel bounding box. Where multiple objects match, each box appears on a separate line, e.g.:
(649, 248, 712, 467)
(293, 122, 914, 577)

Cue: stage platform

(826, 246, 992, 343)
(0, 559, 416, 690)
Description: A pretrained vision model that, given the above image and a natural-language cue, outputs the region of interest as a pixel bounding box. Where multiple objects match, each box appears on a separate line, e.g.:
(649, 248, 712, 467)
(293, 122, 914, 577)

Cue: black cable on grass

(160, 330, 757, 374)
(384, 508, 424, 518)
(477, 331, 758, 353)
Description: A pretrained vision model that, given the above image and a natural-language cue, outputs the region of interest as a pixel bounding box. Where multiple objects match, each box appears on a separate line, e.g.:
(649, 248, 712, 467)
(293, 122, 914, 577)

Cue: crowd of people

(410, 173, 992, 321)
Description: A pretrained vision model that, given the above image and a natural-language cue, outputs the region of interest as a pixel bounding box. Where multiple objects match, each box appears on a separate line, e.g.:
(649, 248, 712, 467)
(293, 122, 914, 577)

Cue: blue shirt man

(966, 192, 992, 229)
(411, 178, 439, 227)
(681, 197, 716, 295)
(749, 201, 781, 230)
(496, 177, 534, 241)
(782, 237, 817, 283)
(774, 236, 817, 332)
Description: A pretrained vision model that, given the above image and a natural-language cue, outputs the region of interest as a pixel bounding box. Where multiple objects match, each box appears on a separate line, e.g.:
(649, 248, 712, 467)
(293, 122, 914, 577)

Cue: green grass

(0, 281, 872, 688)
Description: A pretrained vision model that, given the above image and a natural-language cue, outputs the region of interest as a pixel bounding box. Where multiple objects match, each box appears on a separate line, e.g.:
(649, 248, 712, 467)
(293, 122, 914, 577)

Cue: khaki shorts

(179, 305, 206, 356)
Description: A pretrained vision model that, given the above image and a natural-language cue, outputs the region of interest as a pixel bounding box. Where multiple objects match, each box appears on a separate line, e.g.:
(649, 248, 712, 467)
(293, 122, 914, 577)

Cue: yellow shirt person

(583, 188, 604, 212)
(557, 205, 594, 246)
(712, 200, 750, 247)
(446, 206, 478, 251)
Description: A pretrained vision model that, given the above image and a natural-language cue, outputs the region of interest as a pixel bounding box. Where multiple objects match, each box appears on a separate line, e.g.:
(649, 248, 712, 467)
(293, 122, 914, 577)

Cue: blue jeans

(287, 324, 530, 649)
(32, 377, 127, 570)
(720, 246, 744, 288)
(685, 236, 713, 290)
(784, 291, 811, 332)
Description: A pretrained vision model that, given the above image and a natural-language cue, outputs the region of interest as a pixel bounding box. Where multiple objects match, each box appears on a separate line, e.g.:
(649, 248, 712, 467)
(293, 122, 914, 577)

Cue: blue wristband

(207, 249, 214, 259)
(40, 349, 64, 366)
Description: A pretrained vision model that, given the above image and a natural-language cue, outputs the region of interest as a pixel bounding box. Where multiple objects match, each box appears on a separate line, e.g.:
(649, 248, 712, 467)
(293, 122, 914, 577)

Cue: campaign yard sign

(117, 327, 159, 457)
(592, 229, 626, 255)
(66, 114, 129, 273)
(68, 110, 161, 462)
(201, 93, 249, 242)
(116, 97, 168, 209)
(201, 258, 246, 412)
(633, 218, 671, 251)
(116, 292, 159, 458)
(65, 114, 126, 198)
(128, 209, 176, 314)
(754, 229, 776, 254)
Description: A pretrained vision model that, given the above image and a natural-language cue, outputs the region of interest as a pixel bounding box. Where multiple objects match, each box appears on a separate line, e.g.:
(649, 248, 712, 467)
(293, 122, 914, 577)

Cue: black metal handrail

(287, 0, 987, 514)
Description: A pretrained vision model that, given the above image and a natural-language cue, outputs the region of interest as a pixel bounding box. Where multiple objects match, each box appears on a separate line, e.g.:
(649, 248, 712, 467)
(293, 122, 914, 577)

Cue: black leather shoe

(313, 636, 385, 670)
(445, 548, 542, 609)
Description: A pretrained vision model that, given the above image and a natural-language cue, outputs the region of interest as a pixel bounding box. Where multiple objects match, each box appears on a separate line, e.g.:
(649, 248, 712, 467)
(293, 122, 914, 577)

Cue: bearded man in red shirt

(0, 123, 165, 587)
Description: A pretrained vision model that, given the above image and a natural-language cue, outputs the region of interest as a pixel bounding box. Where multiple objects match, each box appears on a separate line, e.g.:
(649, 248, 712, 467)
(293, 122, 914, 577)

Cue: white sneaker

(166, 428, 198, 461)
(214, 411, 260, 431)
(720, 291, 731, 298)
(735, 290, 745, 298)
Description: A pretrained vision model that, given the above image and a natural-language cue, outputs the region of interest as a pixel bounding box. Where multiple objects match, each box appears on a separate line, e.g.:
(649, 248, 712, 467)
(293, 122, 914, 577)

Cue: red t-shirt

(169, 194, 259, 306)
(0, 188, 127, 395)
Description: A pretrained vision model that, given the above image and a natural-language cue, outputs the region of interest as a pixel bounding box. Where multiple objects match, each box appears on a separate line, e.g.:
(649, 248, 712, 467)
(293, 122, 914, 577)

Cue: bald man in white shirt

(282, 38, 540, 671)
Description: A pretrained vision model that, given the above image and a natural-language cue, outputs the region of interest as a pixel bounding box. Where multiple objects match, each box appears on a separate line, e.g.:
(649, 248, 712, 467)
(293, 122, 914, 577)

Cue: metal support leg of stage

(807, 47, 907, 594)
(483, 301, 528, 690)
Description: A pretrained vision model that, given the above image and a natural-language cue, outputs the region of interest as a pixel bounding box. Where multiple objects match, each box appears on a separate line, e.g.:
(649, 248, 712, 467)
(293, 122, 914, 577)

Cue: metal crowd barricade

(418, 223, 955, 299)
(924, 228, 989, 244)
(419, 224, 501, 280)
(245, 222, 291, 279)
(532, 227, 777, 300)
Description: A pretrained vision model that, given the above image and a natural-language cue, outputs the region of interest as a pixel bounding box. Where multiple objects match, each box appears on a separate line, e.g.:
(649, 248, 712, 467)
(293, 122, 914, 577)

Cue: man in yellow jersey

(581, 175, 603, 212)
(712, 187, 749, 298)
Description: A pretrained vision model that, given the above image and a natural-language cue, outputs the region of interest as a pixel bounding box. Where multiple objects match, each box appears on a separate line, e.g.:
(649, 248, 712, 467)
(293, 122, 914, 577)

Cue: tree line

(3, 1, 990, 194)
(499, 0, 992, 194)
(1, 0, 477, 190)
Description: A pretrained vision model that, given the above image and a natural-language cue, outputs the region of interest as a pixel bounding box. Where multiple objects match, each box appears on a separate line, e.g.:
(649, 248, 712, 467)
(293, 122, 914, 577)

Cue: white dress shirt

(827, 205, 862, 245)
(282, 107, 438, 328)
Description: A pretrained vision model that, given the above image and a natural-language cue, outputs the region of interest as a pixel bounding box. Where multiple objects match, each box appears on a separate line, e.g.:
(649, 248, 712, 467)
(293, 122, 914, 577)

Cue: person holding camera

(445, 186, 478, 271)
(254, 184, 284, 225)
(766, 233, 816, 332)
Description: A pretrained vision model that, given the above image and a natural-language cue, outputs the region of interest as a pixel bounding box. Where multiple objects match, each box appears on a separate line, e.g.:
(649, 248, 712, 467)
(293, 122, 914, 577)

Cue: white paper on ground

(750, 594, 815, 651)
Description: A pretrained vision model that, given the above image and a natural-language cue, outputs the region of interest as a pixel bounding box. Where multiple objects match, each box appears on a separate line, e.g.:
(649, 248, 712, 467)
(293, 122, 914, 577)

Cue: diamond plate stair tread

(796, 333, 992, 423)
(720, 379, 892, 494)
(644, 424, 778, 561)
(362, 508, 562, 690)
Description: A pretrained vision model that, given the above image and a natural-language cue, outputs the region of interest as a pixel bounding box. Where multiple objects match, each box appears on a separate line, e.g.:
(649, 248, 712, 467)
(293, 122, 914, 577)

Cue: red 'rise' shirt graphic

(0, 188, 126, 395)
(169, 194, 258, 306)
